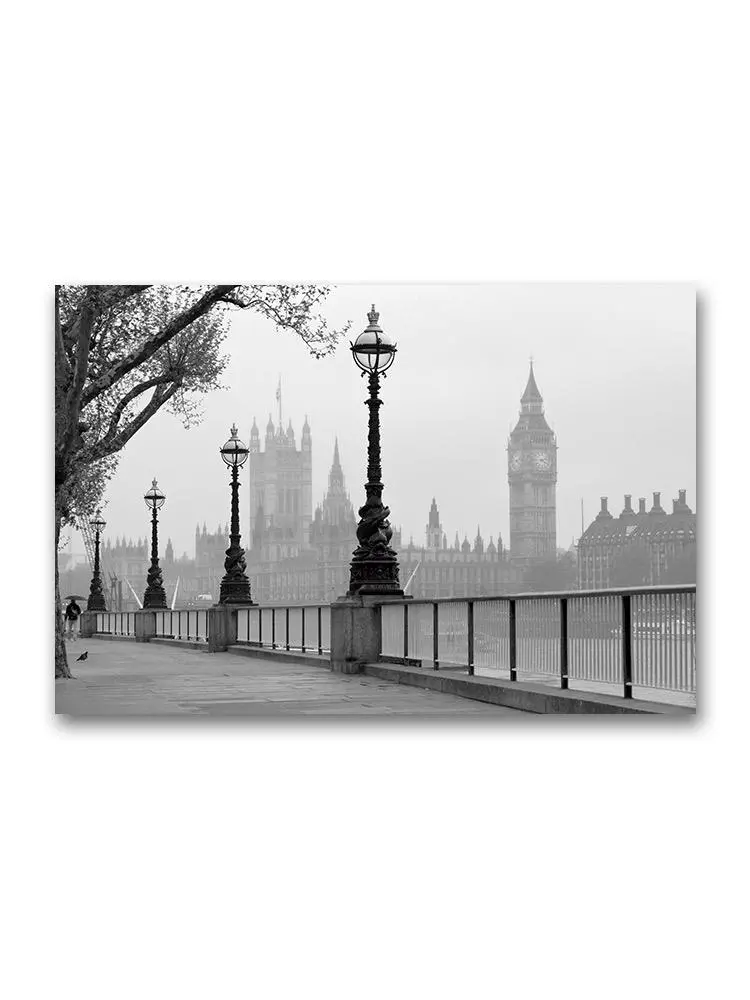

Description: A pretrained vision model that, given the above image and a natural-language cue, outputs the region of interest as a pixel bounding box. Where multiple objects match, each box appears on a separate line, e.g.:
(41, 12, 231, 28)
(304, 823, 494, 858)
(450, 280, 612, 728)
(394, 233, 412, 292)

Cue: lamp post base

(87, 594, 107, 612)
(219, 577, 254, 605)
(347, 555, 404, 597)
(143, 587, 167, 610)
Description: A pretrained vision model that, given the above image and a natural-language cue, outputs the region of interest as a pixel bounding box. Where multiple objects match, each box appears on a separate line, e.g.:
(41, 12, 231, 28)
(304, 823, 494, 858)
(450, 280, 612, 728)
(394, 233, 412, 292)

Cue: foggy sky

(67, 284, 696, 563)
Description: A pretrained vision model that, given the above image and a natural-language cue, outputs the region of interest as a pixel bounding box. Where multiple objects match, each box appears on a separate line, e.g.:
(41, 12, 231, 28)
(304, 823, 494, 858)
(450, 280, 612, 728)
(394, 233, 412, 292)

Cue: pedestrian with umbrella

(63, 596, 84, 642)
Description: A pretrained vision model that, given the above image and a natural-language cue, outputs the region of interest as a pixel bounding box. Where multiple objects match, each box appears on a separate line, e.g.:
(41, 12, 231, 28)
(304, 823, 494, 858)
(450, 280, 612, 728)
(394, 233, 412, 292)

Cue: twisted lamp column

(347, 306, 404, 597)
(87, 514, 107, 612)
(143, 478, 167, 609)
(219, 424, 253, 605)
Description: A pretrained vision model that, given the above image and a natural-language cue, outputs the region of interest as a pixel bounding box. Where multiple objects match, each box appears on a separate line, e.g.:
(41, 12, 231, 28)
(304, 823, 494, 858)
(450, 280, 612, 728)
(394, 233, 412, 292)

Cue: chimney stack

(638, 497, 647, 514)
(596, 496, 613, 520)
(673, 489, 692, 514)
(621, 494, 634, 518)
(650, 491, 665, 514)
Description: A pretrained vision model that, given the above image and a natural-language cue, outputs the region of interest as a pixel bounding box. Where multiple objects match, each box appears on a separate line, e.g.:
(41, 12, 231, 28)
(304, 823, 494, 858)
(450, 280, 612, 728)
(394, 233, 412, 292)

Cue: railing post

(317, 606, 323, 655)
(258, 608, 263, 647)
(560, 597, 569, 690)
(509, 599, 517, 682)
(285, 607, 290, 651)
(403, 603, 409, 663)
(433, 602, 439, 670)
(467, 600, 474, 676)
(622, 594, 633, 699)
(301, 607, 306, 653)
(134, 610, 156, 643)
(272, 607, 276, 649)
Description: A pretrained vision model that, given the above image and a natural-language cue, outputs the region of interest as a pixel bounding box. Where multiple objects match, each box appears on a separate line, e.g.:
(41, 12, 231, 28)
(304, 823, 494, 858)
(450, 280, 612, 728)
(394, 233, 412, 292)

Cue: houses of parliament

(92, 364, 559, 606)
(90, 361, 695, 607)
(242, 362, 556, 602)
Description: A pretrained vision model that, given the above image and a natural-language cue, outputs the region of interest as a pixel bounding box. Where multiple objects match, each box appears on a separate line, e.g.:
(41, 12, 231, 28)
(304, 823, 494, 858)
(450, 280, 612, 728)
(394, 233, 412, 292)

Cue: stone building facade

(395, 498, 523, 599)
(577, 490, 696, 589)
(248, 413, 312, 560)
(245, 436, 390, 603)
(100, 525, 231, 609)
(507, 362, 558, 562)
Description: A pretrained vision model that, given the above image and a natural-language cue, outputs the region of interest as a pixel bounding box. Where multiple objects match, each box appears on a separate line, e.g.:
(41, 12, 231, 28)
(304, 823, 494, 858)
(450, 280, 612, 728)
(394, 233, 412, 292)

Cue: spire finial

(368, 303, 379, 325)
(230, 423, 238, 437)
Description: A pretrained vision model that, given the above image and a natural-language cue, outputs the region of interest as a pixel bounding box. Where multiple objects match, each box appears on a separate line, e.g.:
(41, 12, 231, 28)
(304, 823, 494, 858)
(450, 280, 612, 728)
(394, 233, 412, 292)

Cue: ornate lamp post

(347, 305, 405, 596)
(219, 424, 253, 604)
(142, 478, 167, 609)
(87, 510, 108, 612)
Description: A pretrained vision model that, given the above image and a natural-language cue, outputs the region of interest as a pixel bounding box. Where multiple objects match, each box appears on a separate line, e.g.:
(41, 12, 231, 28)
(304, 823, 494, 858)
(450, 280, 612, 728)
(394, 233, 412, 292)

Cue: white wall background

(4, 3, 745, 999)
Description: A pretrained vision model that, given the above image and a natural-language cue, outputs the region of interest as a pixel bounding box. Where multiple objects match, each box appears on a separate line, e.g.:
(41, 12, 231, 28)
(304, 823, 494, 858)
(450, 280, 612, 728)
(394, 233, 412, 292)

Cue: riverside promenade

(55, 638, 525, 717)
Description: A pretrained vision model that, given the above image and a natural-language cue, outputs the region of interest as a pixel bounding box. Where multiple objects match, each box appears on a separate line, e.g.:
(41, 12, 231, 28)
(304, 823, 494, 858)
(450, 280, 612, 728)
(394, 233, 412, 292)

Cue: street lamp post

(142, 478, 167, 609)
(347, 305, 405, 596)
(87, 510, 107, 612)
(219, 424, 253, 605)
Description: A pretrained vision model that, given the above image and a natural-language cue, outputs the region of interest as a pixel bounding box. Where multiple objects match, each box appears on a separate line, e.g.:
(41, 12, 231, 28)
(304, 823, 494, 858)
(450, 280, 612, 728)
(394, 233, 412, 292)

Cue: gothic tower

(248, 393, 313, 558)
(507, 361, 557, 561)
(310, 437, 356, 533)
(425, 497, 442, 550)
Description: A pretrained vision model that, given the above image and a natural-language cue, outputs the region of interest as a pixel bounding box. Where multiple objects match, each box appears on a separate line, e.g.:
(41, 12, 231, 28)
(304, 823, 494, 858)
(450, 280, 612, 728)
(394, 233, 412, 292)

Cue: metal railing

(95, 612, 137, 637)
(236, 604, 331, 655)
(154, 609, 210, 643)
(378, 585, 696, 702)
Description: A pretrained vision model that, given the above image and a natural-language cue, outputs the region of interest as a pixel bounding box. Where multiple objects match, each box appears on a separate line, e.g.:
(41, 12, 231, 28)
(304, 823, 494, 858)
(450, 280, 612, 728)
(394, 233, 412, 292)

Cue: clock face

(532, 451, 552, 471)
(509, 451, 523, 471)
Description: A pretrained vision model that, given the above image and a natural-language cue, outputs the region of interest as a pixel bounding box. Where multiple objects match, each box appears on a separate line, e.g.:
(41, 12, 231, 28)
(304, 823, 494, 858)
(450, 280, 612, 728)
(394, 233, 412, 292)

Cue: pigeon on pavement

(76, 651, 89, 662)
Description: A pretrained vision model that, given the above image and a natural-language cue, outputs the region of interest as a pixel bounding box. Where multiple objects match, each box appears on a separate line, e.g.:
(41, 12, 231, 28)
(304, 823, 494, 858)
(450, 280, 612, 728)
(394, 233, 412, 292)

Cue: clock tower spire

(507, 361, 558, 562)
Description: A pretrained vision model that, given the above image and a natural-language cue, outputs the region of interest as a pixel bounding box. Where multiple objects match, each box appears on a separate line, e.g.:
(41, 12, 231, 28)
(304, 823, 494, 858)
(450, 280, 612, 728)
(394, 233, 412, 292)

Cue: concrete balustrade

(329, 596, 382, 673)
(80, 599, 381, 670)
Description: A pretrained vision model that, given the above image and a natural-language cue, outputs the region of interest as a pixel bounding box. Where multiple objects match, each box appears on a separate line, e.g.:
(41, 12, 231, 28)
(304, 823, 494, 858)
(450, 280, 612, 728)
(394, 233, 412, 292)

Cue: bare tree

(55, 284, 349, 678)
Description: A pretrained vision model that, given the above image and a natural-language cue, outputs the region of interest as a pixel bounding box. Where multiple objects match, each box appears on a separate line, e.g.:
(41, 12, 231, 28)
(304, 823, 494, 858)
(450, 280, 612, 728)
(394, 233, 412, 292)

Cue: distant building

(396, 498, 523, 599)
(577, 490, 696, 589)
(101, 525, 230, 608)
(248, 413, 312, 556)
(507, 361, 558, 562)
(246, 434, 389, 603)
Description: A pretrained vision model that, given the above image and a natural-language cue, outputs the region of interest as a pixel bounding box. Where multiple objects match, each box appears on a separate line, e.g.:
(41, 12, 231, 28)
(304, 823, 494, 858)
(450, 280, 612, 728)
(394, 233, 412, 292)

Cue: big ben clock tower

(507, 361, 558, 562)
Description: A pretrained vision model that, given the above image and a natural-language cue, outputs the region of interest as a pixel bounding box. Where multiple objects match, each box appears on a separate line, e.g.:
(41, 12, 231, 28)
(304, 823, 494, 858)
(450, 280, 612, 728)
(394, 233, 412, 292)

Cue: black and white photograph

(54, 283, 696, 717)
(6, 2, 746, 998)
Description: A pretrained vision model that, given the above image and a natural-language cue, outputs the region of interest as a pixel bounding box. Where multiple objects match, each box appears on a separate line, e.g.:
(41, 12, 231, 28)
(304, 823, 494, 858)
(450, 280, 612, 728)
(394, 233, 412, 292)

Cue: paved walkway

(55, 639, 526, 717)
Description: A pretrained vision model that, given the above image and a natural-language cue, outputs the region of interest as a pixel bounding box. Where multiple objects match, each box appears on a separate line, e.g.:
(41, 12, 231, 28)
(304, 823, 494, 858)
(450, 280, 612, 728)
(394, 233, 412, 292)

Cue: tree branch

(80, 285, 237, 408)
(54, 286, 72, 380)
(60, 285, 150, 344)
(81, 382, 181, 463)
(99, 374, 177, 448)
(57, 302, 95, 467)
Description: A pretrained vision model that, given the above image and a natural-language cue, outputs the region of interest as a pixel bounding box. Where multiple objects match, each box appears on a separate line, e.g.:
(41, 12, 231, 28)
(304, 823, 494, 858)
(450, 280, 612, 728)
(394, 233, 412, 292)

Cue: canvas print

(55, 284, 696, 716)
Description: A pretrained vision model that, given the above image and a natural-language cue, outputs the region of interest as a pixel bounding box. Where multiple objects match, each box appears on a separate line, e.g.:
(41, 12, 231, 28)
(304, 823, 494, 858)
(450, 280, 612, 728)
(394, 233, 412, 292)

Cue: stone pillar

(330, 596, 384, 674)
(134, 610, 157, 643)
(209, 604, 239, 653)
(80, 610, 97, 638)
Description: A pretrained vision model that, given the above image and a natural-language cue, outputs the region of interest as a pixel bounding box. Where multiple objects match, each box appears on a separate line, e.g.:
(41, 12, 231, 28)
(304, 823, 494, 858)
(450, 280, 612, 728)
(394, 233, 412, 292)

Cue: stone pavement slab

(55, 639, 528, 718)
